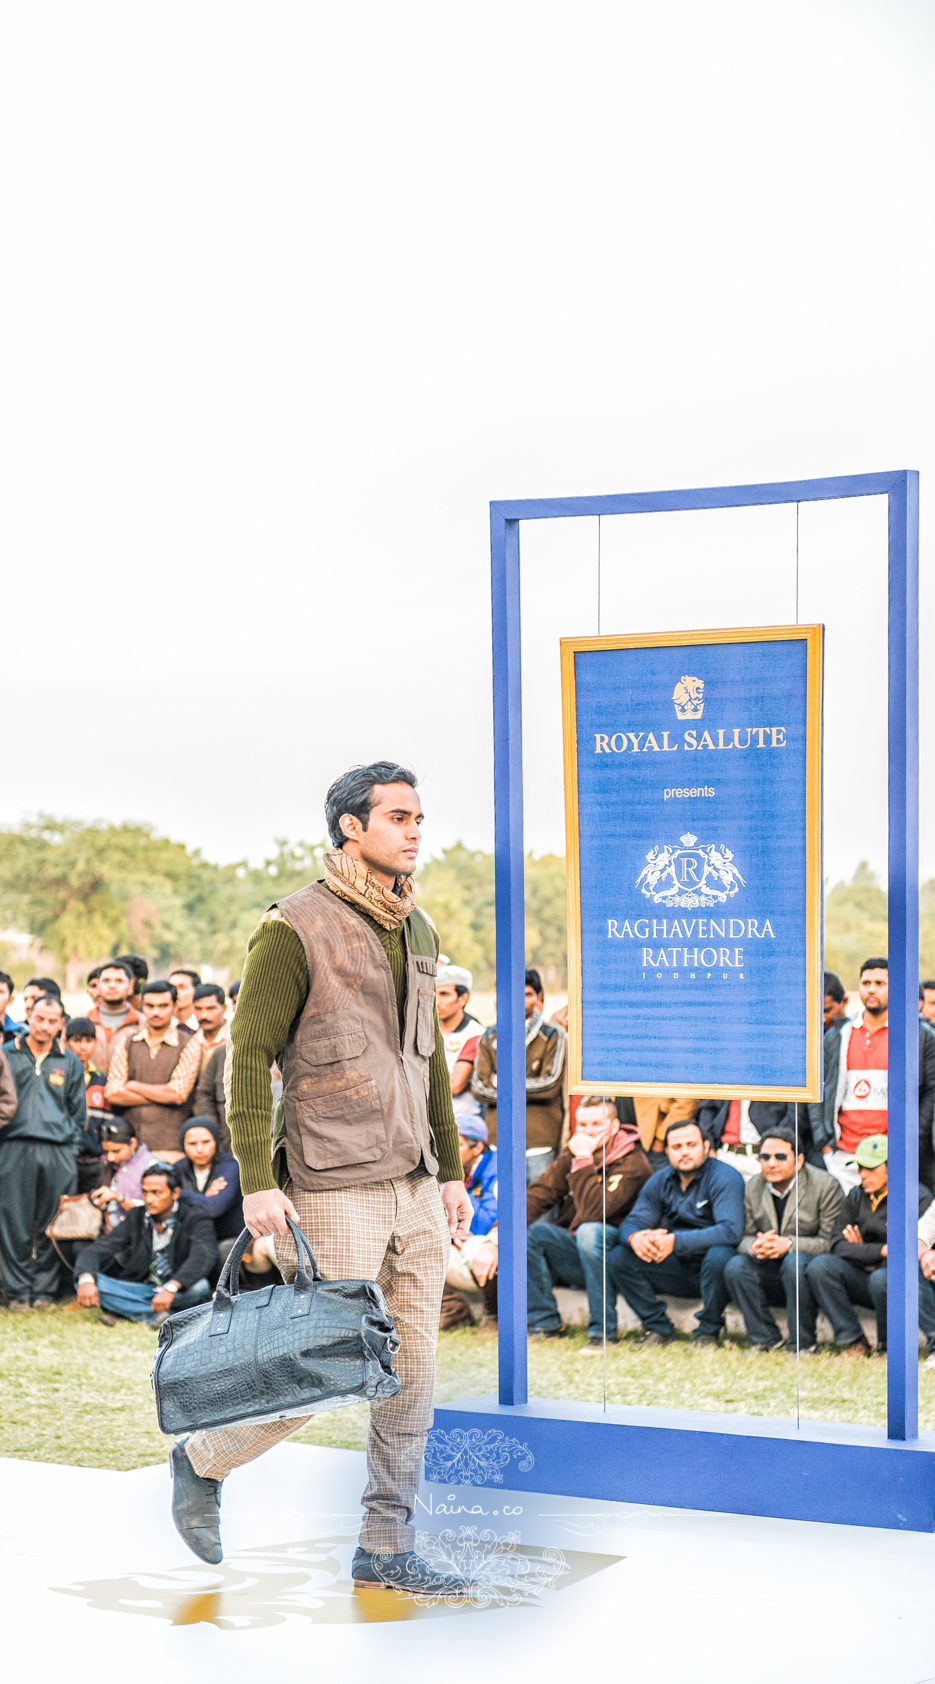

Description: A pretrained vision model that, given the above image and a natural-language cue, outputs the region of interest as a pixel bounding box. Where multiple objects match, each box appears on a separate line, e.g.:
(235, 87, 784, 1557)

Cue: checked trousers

(185, 1169, 450, 1553)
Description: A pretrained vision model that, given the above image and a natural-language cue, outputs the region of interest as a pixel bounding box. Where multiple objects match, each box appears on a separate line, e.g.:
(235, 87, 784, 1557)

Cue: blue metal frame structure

(430, 470, 930, 1531)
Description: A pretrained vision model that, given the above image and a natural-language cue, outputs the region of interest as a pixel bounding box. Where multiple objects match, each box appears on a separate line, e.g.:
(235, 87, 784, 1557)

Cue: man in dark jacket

(609, 1118, 745, 1345)
(75, 1160, 215, 1324)
(0, 995, 86, 1308)
(193, 1040, 230, 1145)
(526, 1096, 653, 1349)
(806, 1134, 935, 1355)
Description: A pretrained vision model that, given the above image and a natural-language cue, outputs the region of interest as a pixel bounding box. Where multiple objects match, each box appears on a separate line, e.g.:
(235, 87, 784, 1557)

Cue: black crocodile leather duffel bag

(151, 1217, 401, 1435)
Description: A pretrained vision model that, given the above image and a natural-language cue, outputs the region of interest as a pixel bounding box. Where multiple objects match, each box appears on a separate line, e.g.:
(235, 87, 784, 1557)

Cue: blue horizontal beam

(491, 470, 904, 524)
(430, 1397, 935, 1532)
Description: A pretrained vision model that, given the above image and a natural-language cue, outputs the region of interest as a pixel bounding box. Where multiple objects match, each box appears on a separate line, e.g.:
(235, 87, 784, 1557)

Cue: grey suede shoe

(352, 1547, 472, 1596)
(170, 1438, 223, 1564)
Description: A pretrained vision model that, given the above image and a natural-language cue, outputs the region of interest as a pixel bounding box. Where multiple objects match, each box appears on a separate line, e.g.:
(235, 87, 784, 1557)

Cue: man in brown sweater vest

(105, 981, 200, 1158)
(170, 762, 474, 1597)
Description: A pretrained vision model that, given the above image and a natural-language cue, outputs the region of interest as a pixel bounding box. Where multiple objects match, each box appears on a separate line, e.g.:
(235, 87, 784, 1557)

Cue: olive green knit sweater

(227, 901, 461, 1194)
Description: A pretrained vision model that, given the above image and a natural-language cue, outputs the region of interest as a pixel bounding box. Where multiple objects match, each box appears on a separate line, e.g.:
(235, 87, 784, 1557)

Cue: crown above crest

(680, 833, 698, 846)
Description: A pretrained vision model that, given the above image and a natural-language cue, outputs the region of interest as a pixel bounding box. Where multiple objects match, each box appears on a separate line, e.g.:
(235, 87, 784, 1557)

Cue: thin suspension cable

(602, 1115, 607, 1411)
(795, 503, 800, 625)
(597, 516, 602, 635)
(794, 1102, 801, 1429)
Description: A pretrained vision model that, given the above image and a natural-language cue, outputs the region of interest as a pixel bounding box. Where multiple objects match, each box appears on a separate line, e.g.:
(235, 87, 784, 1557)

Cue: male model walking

(170, 762, 473, 1593)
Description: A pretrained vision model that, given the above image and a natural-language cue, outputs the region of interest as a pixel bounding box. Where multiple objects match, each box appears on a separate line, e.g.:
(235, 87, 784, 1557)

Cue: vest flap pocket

(415, 984, 437, 1058)
(303, 1021, 368, 1065)
(298, 1079, 387, 1170)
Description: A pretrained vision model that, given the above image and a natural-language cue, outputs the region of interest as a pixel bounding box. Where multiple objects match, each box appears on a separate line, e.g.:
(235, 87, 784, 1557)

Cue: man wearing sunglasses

(723, 1128, 842, 1353)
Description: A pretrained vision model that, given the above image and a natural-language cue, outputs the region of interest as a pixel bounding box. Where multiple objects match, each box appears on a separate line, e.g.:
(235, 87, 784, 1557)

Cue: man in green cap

(806, 1135, 935, 1356)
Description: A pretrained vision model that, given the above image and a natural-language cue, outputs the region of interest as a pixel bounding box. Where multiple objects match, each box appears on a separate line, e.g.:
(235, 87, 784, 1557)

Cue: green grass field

(2, 1305, 933, 1470)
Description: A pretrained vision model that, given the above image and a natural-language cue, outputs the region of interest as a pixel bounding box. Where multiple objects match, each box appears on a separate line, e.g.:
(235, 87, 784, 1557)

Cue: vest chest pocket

(415, 984, 437, 1058)
(301, 1017, 368, 1066)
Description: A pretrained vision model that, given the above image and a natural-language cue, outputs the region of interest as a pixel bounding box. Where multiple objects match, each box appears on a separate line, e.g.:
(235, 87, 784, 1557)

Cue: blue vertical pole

(887, 470, 920, 1441)
(490, 508, 528, 1406)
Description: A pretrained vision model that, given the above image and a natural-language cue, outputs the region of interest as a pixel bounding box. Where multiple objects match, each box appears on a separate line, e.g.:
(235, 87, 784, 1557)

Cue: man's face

(823, 993, 846, 1028)
(87, 976, 101, 1002)
(142, 991, 175, 1033)
(29, 1000, 64, 1045)
(341, 782, 424, 879)
(860, 969, 888, 1016)
(23, 984, 53, 1018)
(169, 974, 196, 1019)
(99, 966, 132, 1007)
(102, 1137, 137, 1165)
(66, 1035, 97, 1070)
(141, 1177, 177, 1218)
(922, 989, 935, 1025)
(666, 1124, 709, 1175)
(524, 986, 543, 1020)
(436, 984, 465, 1026)
(858, 1161, 888, 1196)
(0, 980, 12, 1017)
(757, 1137, 802, 1184)
(574, 1103, 620, 1152)
(194, 995, 226, 1033)
(458, 1134, 484, 1171)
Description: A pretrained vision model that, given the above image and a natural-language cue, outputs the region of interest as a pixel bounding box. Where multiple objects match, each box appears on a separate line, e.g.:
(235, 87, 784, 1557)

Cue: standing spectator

(21, 977, 62, 1021)
(473, 967, 567, 1183)
(193, 981, 238, 1144)
(229, 978, 240, 1007)
(809, 1135, 935, 1356)
(0, 970, 25, 1039)
(808, 957, 935, 1191)
(176, 1118, 243, 1261)
(75, 1161, 214, 1325)
(526, 1096, 653, 1349)
(169, 969, 201, 1032)
(440, 1117, 499, 1333)
(824, 972, 849, 1031)
(0, 1046, 17, 1130)
(436, 964, 484, 1122)
(920, 981, 935, 1027)
(723, 1129, 842, 1352)
(104, 980, 201, 1157)
(191, 984, 228, 1070)
(88, 960, 140, 1073)
(609, 1119, 744, 1346)
(64, 1015, 110, 1191)
(114, 954, 148, 1012)
(88, 1118, 157, 1228)
(86, 965, 103, 1007)
(0, 995, 86, 1309)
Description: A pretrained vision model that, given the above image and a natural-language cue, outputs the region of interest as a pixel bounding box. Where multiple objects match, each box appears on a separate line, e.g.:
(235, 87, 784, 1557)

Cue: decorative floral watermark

(424, 1426, 534, 1486)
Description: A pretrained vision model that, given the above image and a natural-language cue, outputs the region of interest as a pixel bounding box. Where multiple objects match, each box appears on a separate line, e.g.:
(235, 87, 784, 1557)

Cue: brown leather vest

(124, 1033, 193, 1155)
(275, 882, 438, 1191)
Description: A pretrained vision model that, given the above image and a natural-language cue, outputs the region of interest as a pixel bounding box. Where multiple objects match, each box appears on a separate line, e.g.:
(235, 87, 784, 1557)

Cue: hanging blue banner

(561, 626, 823, 1100)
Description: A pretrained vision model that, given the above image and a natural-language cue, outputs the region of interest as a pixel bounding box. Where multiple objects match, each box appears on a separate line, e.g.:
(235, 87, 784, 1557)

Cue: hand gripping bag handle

(210, 1215, 322, 1335)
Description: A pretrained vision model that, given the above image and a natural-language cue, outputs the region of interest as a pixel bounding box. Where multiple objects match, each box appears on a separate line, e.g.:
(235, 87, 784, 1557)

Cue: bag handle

(210, 1216, 321, 1335)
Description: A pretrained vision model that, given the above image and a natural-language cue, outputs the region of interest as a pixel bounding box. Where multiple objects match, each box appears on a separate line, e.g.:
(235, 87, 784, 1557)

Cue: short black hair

(758, 1128, 801, 1156)
(141, 979, 178, 1003)
(31, 992, 64, 1015)
(525, 969, 544, 998)
(229, 979, 241, 998)
(923, 980, 935, 993)
(860, 957, 888, 976)
(26, 976, 61, 996)
(823, 972, 845, 1004)
(99, 1118, 138, 1145)
(86, 964, 103, 983)
(193, 983, 225, 1006)
(169, 968, 201, 988)
(664, 1118, 707, 1148)
(0, 970, 13, 994)
(65, 1017, 96, 1040)
(98, 959, 133, 981)
(324, 762, 418, 850)
(141, 1160, 181, 1191)
(114, 953, 149, 984)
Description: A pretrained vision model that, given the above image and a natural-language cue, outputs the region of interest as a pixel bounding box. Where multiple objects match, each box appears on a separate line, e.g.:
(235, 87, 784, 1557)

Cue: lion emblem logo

(672, 675, 704, 719)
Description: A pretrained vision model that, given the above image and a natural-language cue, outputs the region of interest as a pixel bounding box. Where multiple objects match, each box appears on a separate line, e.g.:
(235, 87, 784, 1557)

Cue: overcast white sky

(1, 0, 932, 886)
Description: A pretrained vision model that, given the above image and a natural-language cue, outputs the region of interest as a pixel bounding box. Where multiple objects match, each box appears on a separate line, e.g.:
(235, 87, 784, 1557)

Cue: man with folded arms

(105, 981, 201, 1158)
(167, 762, 473, 1596)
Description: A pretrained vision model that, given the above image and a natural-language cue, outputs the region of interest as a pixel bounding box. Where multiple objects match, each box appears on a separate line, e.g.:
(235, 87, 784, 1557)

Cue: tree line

(0, 817, 928, 993)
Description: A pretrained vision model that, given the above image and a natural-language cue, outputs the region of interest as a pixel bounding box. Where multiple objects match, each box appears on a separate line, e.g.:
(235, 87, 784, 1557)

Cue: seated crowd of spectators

(0, 957, 258, 1326)
(439, 958, 935, 1363)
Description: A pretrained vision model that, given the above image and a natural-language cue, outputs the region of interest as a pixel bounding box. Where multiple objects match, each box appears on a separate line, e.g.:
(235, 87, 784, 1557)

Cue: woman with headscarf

(175, 1116, 243, 1262)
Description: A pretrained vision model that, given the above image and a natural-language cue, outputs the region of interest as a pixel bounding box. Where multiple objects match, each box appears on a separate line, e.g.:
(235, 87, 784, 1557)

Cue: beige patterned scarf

(323, 848, 417, 931)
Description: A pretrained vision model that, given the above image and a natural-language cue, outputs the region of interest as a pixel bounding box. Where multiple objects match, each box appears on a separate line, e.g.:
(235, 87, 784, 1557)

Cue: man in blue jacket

(608, 1117, 745, 1345)
(0, 994, 86, 1308)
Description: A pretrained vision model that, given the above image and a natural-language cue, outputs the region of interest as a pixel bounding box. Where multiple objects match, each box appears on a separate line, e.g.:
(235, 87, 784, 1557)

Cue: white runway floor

(2, 1442, 934, 1684)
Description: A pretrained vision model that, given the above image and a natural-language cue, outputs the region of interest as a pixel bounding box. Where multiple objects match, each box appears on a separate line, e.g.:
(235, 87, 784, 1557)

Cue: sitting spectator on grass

(175, 1117, 243, 1264)
(808, 1134, 935, 1357)
(525, 1096, 654, 1349)
(88, 1119, 157, 1229)
(723, 1129, 842, 1354)
(75, 1161, 215, 1325)
(440, 1117, 499, 1336)
(609, 1119, 744, 1346)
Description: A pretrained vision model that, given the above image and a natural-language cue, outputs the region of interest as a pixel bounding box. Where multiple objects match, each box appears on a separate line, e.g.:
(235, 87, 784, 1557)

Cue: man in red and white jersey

(436, 964, 484, 1123)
